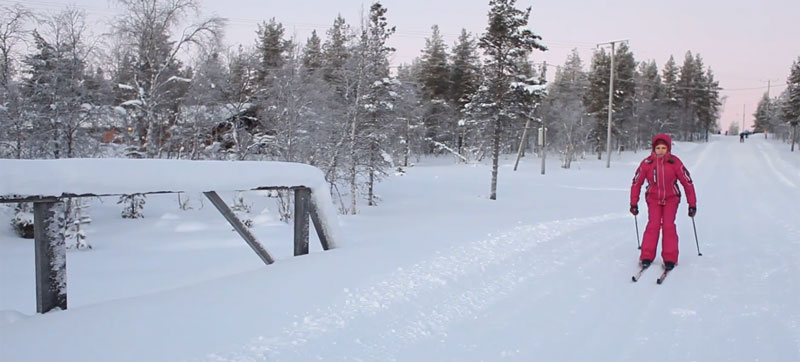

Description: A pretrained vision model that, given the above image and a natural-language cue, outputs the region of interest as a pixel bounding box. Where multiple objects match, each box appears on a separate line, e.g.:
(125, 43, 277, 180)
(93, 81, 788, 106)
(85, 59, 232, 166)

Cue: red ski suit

(630, 134, 697, 264)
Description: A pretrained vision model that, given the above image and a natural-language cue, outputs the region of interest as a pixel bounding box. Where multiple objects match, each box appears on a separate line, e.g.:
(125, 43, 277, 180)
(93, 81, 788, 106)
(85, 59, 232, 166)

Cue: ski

(631, 264, 651, 282)
(656, 269, 670, 284)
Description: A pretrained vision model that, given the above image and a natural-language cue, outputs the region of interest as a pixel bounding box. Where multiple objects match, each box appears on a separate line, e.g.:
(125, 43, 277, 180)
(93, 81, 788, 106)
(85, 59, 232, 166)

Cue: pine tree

(118, 193, 146, 219)
(321, 15, 352, 93)
(354, 2, 397, 208)
(22, 9, 101, 159)
(677, 51, 699, 139)
(545, 49, 590, 168)
(256, 18, 290, 84)
(449, 29, 481, 110)
(394, 64, 426, 166)
(695, 67, 721, 140)
(784, 57, 800, 125)
(661, 55, 680, 133)
(632, 60, 663, 148)
(584, 48, 611, 158)
(469, 0, 546, 200)
(784, 57, 800, 150)
(753, 92, 773, 133)
(11, 202, 34, 238)
(302, 30, 323, 75)
(419, 25, 450, 99)
(418, 25, 452, 153)
(64, 198, 92, 249)
(611, 43, 636, 148)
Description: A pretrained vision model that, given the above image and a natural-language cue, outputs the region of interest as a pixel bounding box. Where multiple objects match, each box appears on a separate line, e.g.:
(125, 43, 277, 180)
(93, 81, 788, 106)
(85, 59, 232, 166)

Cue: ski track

(688, 137, 715, 172)
(710, 138, 800, 360)
(756, 142, 797, 188)
(201, 213, 629, 362)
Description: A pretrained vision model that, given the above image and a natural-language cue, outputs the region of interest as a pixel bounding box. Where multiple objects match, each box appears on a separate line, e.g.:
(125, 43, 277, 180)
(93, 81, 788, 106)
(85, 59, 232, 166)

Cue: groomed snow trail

(203, 136, 800, 362)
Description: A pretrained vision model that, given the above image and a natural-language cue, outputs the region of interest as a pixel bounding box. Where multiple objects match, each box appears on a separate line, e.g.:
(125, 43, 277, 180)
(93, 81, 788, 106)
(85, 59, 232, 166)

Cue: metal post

(308, 201, 333, 250)
(33, 201, 67, 313)
(540, 125, 546, 175)
(294, 187, 311, 256)
(203, 191, 274, 265)
(513, 118, 532, 171)
(742, 104, 745, 133)
(598, 40, 625, 167)
(606, 42, 615, 168)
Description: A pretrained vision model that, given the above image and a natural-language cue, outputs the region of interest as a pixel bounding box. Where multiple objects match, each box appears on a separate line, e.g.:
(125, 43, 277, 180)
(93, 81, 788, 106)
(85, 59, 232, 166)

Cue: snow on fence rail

(0, 158, 340, 313)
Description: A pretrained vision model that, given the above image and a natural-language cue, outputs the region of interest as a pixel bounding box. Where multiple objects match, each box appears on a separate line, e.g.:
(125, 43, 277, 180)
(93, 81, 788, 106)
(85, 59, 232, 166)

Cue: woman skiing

(630, 134, 697, 270)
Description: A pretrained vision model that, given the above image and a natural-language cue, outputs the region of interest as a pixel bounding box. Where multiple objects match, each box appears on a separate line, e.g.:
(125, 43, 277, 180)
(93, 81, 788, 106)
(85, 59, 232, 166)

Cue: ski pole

(634, 214, 641, 250)
(691, 216, 702, 256)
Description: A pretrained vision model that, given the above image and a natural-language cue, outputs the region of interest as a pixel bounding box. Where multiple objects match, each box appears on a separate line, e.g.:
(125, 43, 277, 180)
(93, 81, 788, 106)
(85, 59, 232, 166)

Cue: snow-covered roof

(0, 158, 328, 198)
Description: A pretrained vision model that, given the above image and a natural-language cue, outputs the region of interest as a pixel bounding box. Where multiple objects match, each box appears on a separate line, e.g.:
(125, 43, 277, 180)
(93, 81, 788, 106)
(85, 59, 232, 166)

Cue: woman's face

(654, 144, 668, 156)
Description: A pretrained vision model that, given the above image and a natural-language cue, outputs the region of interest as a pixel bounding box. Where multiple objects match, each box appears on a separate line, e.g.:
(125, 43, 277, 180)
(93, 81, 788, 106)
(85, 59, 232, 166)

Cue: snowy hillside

(1, 135, 799, 362)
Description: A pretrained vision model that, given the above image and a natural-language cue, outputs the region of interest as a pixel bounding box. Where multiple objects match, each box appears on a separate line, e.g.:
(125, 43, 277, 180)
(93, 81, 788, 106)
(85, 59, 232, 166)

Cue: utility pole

(540, 124, 546, 175)
(597, 40, 627, 168)
(742, 104, 745, 132)
(540, 61, 547, 175)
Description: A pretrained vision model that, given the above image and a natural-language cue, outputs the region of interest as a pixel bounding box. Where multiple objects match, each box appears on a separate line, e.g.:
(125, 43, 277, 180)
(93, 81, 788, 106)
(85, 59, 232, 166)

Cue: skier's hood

(651, 134, 672, 154)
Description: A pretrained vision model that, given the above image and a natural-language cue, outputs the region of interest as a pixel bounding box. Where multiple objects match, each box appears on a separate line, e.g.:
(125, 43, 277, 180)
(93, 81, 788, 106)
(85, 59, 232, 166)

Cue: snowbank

(0, 158, 340, 247)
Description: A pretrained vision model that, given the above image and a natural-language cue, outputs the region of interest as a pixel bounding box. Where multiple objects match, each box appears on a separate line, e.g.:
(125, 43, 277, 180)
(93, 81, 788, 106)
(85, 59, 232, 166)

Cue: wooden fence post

(33, 201, 67, 313)
(293, 188, 311, 256)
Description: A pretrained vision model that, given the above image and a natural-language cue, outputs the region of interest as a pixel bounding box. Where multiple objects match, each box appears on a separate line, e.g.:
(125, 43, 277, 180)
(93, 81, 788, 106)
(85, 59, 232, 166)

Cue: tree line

(2, 0, 797, 216)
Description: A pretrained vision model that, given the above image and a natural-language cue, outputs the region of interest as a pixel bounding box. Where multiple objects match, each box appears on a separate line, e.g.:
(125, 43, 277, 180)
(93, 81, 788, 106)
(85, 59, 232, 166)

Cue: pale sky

(10, 0, 800, 132)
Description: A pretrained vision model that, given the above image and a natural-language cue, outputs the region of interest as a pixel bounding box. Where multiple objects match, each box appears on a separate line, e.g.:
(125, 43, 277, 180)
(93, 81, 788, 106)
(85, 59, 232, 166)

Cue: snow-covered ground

(1, 135, 799, 362)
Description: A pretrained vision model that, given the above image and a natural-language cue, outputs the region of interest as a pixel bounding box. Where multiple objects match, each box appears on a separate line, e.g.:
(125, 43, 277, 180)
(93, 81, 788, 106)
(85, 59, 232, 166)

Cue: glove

(688, 206, 697, 217)
(630, 205, 639, 216)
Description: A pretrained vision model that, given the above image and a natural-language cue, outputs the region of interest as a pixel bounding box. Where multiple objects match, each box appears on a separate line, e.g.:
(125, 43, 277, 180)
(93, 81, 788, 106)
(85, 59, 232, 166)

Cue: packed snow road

(208, 136, 800, 361)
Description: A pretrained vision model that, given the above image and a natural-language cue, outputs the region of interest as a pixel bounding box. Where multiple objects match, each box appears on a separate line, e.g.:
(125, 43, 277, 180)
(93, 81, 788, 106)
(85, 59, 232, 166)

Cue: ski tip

(656, 278, 664, 284)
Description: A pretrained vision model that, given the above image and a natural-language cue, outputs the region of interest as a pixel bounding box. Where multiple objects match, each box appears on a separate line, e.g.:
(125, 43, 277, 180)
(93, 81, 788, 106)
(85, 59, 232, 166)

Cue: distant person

(629, 134, 697, 271)
(740, 132, 745, 143)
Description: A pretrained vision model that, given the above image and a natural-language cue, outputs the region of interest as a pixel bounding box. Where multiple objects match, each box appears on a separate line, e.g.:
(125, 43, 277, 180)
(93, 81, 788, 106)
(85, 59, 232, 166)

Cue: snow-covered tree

(753, 92, 781, 135)
(448, 29, 482, 156)
(417, 25, 453, 152)
(256, 18, 290, 84)
(632, 60, 665, 149)
(544, 49, 590, 168)
(112, 0, 224, 157)
(468, 0, 546, 200)
(449, 29, 482, 110)
(230, 192, 254, 227)
(0, 5, 33, 159)
(660, 55, 681, 134)
(64, 198, 92, 249)
(118, 193, 146, 219)
(784, 57, 800, 150)
(11, 202, 34, 238)
(584, 43, 635, 157)
(302, 30, 323, 75)
(352, 2, 398, 208)
(21, 9, 104, 159)
(783, 58, 800, 126)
